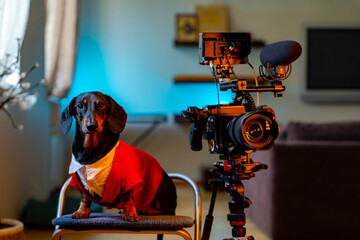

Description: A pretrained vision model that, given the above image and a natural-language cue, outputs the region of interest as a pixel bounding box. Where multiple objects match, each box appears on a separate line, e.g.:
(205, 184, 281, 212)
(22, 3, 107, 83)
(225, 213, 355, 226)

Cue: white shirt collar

(68, 141, 119, 174)
(68, 141, 119, 197)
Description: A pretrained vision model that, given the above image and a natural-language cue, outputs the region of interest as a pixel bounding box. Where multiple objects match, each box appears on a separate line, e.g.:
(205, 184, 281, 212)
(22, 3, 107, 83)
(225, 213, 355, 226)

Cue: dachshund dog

(60, 91, 177, 221)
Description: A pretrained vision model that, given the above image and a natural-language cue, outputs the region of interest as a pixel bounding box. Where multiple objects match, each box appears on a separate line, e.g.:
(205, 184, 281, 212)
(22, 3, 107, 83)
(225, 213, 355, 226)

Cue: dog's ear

(106, 95, 127, 134)
(60, 98, 75, 135)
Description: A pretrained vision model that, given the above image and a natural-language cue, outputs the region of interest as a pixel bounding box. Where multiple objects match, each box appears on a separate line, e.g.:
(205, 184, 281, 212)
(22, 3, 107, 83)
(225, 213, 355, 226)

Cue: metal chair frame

(52, 173, 201, 240)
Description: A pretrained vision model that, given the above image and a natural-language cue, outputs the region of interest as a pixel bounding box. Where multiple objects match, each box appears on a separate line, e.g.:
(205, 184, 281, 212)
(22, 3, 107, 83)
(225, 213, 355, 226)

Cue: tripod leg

(201, 180, 219, 240)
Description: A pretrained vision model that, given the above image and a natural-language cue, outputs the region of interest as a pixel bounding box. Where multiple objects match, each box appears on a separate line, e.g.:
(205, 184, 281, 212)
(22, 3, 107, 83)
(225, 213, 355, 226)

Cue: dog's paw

(122, 202, 139, 222)
(123, 210, 139, 222)
(72, 209, 90, 219)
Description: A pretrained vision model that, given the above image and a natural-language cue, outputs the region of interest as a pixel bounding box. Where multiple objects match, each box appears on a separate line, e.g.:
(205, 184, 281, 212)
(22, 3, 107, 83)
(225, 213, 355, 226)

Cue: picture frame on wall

(175, 14, 198, 46)
(195, 5, 228, 33)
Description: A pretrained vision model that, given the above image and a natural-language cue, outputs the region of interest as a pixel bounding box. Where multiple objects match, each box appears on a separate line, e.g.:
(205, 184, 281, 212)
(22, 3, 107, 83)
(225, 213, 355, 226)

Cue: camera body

(183, 102, 279, 155)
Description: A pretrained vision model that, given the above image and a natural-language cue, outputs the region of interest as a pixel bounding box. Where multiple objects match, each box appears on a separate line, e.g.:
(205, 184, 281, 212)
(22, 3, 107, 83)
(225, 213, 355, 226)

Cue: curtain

(45, 0, 78, 98)
(0, 0, 31, 87)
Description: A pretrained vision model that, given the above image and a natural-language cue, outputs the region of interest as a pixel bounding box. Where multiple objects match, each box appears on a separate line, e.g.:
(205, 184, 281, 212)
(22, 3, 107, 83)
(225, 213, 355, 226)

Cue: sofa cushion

(286, 121, 360, 141)
(278, 123, 287, 140)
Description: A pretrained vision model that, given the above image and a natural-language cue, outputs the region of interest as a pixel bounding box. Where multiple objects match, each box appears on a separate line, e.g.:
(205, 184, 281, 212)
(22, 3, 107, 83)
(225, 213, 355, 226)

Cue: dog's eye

(97, 101, 105, 109)
(77, 103, 84, 109)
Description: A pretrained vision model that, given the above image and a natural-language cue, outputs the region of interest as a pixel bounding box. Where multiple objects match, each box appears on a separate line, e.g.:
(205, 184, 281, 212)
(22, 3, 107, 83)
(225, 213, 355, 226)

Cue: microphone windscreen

(260, 40, 302, 66)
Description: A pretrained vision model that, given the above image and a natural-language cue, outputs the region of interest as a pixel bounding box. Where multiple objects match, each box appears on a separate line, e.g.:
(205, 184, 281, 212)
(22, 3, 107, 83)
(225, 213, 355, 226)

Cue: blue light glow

(64, 1, 234, 115)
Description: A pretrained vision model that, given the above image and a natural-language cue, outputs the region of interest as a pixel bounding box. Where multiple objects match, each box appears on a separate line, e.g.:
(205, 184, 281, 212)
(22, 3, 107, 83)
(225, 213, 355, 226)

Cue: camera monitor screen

(199, 32, 251, 66)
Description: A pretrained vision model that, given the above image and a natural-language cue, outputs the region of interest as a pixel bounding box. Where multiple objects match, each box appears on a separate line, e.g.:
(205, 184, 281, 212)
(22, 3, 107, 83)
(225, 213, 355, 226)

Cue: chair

(52, 173, 201, 240)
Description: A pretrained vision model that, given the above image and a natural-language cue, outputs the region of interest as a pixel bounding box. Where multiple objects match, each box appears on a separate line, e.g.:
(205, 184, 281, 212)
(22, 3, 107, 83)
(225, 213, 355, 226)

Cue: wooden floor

(24, 185, 270, 240)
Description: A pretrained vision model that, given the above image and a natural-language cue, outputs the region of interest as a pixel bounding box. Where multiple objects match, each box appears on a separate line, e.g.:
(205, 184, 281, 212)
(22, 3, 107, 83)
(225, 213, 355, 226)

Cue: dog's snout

(87, 124, 98, 132)
(86, 120, 98, 132)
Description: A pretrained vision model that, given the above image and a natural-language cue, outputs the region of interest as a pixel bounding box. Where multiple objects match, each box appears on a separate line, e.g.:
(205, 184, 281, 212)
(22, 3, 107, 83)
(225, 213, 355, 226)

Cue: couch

(243, 121, 360, 240)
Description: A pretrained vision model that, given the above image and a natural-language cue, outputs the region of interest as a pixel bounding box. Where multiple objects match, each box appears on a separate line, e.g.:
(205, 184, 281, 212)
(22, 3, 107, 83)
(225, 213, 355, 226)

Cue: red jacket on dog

(70, 140, 163, 212)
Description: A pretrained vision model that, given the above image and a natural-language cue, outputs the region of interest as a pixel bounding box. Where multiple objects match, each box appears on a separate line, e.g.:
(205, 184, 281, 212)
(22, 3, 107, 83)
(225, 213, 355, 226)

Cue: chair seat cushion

(52, 213, 194, 230)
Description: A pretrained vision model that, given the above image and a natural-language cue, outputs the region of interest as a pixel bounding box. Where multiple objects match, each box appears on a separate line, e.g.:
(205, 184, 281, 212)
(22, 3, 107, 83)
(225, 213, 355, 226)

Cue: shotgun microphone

(259, 40, 302, 81)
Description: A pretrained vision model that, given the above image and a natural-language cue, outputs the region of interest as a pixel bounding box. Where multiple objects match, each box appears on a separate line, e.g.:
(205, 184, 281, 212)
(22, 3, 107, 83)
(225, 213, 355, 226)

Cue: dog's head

(60, 92, 127, 137)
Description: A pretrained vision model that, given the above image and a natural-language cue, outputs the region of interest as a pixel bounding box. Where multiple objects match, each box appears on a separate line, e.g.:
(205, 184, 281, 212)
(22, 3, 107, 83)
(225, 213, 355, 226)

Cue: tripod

(202, 150, 267, 240)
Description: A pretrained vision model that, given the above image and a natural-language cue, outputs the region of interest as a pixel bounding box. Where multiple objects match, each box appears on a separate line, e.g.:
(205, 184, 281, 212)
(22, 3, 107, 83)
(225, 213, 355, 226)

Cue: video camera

(182, 32, 295, 156)
(181, 32, 302, 240)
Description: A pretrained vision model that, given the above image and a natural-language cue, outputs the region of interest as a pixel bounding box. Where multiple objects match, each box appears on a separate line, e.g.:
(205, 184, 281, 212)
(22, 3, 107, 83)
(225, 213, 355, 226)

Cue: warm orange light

(277, 65, 286, 77)
(267, 107, 276, 120)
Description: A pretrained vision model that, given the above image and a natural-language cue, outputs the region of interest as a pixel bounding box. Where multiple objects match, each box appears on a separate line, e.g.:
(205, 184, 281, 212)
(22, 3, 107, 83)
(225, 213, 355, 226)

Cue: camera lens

(247, 123, 263, 140)
(227, 110, 279, 151)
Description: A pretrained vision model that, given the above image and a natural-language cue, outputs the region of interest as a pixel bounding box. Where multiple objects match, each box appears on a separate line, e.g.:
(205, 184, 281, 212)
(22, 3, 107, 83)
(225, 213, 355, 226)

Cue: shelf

(174, 114, 189, 123)
(174, 39, 265, 48)
(251, 40, 266, 48)
(174, 75, 213, 83)
(174, 74, 255, 83)
(174, 40, 198, 47)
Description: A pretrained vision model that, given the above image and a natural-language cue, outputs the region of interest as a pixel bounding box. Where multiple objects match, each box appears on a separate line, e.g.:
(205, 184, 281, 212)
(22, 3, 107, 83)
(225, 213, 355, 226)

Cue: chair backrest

(53, 173, 201, 240)
(168, 173, 201, 240)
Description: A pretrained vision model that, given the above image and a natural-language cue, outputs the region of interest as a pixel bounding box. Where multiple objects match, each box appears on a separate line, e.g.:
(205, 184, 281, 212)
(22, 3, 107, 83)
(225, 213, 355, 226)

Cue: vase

(0, 218, 25, 240)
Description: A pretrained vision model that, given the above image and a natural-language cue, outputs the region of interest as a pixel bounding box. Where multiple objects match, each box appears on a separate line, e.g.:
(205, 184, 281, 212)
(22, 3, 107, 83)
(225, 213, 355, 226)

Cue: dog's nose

(86, 122, 98, 132)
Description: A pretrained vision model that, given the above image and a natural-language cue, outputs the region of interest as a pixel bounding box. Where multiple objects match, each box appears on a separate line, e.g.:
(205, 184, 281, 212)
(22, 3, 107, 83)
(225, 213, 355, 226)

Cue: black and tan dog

(60, 91, 176, 221)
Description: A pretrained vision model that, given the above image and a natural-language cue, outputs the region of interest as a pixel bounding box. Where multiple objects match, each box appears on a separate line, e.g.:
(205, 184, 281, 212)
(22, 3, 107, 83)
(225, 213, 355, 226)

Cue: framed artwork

(175, 14, 198, 45)
(195, 5, 228, 33)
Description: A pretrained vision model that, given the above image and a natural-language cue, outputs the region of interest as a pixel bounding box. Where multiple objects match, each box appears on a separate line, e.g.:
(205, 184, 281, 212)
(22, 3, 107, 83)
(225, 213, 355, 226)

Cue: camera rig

(182, 33, 298, 240)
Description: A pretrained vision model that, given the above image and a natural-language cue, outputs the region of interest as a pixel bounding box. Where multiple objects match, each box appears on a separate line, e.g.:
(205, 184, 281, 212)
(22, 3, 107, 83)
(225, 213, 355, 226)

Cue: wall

(65, 0, 360, 122)
(60, 0, 360, 182)
(0, 0, 50, 218)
